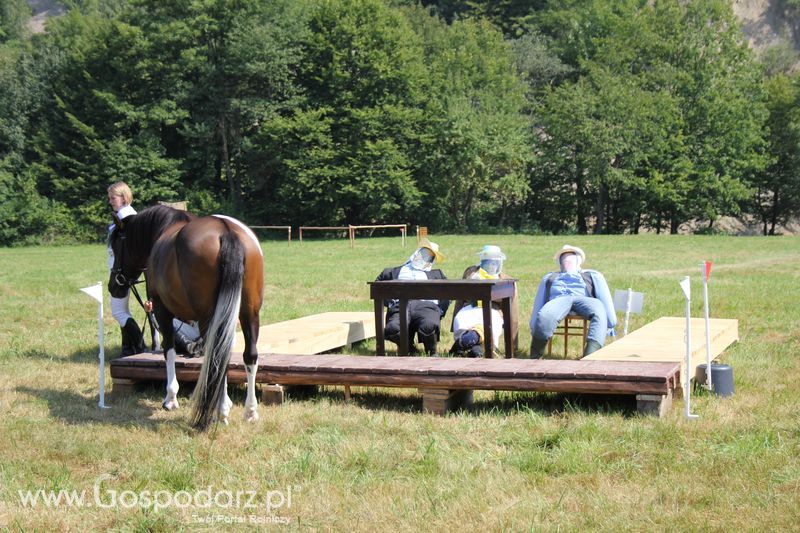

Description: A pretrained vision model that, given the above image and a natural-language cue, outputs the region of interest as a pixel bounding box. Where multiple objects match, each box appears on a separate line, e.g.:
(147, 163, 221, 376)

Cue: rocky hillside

(734, 0, 800, 70)
(27, 0, 799, 52)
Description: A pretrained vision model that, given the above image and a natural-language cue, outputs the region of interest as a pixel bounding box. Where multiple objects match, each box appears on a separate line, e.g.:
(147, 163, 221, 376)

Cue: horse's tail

(190, 228, 244, 431)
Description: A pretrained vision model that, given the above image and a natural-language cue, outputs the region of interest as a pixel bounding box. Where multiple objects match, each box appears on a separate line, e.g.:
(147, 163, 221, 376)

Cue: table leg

(482, 299, 493, 358)
(399, 299, 409, 356)
(374, 299, 385, 356)
(502, 296, 514, 358)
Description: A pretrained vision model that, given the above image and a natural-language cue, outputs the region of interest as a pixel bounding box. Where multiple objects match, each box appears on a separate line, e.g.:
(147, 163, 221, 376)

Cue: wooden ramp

(110, 353, 680, 417)
(231, 311, 374, 354)
(583, 317, 738, 385)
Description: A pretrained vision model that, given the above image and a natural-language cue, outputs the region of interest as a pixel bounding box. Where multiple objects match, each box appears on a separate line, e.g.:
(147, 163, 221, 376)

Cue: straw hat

(418, 238, 444, 263)
(554, 244, 585, 265)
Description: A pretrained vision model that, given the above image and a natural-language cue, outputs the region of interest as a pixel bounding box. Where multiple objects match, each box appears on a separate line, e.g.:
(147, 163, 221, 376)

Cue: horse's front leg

(153, 303, 179, 411)
(242, 315, 260, 423)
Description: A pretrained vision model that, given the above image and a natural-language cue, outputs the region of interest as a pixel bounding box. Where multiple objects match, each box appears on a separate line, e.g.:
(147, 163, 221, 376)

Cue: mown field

(1, 234, 798, 530)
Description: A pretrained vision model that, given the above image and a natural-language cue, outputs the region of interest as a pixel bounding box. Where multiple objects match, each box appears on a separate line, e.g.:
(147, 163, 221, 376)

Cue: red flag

(704, 261, 712, 281)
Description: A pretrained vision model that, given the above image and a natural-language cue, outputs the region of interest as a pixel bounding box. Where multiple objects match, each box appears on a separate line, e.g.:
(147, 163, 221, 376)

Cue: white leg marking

(219, 376, 233, 425)
(163, 348, 180, 410)
(244, 363, 259, 422)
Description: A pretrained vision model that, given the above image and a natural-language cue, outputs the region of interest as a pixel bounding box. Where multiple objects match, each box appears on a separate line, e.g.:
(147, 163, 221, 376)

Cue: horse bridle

(111, 231, 160, 336)
(110, 230, 144, 288)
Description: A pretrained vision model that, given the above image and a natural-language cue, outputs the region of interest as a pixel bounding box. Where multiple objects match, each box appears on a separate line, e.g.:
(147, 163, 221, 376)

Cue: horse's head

(108, 215, 143, 298)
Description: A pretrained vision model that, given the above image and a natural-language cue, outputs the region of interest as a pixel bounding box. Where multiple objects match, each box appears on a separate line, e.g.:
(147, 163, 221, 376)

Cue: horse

(108, 205, 264, 431)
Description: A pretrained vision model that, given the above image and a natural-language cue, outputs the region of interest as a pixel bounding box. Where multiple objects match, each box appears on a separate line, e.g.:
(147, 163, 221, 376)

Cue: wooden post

(111, 378, 137, 398)
(636, 388, 673, 418)
(261, 384, 285, 405)
(419, 388, 473, 415)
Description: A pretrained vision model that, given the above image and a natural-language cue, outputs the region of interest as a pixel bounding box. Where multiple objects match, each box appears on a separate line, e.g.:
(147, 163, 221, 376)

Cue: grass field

(1, 234, 799, 530)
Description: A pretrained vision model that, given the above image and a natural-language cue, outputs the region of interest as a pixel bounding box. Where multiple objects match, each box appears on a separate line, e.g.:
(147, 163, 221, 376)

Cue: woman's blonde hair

(107, 181, 133, 205)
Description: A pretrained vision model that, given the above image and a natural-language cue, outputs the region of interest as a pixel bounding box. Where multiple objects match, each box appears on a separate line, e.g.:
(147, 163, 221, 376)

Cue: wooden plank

(231, 312, 375, 355)
(111, 353, 679, 385)
(256, 372, 673, 395)
(583, 317, 738, 386)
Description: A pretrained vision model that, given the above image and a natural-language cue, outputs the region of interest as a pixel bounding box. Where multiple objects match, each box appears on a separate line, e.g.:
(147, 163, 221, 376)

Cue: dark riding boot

(119, 325, 130, 357)
(175, 329, 203, 358)
(467, 345, 485, 358)
(120, 318, 145, 357)
(583, 339, 603, 356)
(530, 337, 548, 359)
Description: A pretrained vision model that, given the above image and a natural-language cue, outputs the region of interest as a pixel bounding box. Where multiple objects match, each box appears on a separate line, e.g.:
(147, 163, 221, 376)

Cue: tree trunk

(575, 158, 587, 234)
(219, 115, 241, 214)
(769, 190, 779, 236)
(462, 184, 476, 228)
(593, 183, 606, 234)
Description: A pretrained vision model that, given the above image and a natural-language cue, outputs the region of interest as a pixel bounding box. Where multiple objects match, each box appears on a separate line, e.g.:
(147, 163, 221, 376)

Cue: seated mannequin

(375, 238, 450, 355)
(450, 245, 518, 358)
(529, 245, 616, 358)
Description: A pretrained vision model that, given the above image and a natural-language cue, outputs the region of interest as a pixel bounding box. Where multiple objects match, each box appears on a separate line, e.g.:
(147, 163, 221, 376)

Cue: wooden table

(368, 279, 517, 357)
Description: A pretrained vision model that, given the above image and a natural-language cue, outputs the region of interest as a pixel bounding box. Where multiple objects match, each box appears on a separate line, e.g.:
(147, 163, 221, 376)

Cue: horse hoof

(162, 399, 179, 411)
(221, 417, 230, 426)
(244, 409, 259, 423)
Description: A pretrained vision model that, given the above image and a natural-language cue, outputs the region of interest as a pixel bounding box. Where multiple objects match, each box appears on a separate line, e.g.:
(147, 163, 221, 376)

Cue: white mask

(410, 248, 434, 271)
(480, 259, 502, 277)
(560, 253, 580, 273)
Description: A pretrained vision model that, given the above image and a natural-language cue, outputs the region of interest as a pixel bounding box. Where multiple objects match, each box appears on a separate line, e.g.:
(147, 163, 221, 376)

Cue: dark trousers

(385, 300, 441, 354)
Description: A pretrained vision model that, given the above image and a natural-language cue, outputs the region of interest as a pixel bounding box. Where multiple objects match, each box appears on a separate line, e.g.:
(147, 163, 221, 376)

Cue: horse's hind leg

(241, 313, 260, 423)
(219, 376, 233, 425)
(153, 302, 180, 410)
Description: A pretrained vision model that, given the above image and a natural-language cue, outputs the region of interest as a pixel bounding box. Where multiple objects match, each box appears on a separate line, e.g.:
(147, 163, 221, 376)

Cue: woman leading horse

(108, 205, 264, 431)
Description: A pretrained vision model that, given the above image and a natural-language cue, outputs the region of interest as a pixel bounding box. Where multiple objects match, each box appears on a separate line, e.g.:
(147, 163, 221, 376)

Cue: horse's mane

(125, 205, 194, 260)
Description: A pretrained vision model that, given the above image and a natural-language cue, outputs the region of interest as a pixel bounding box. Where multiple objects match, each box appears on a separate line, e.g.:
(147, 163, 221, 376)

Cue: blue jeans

(530, 296, 608, 345)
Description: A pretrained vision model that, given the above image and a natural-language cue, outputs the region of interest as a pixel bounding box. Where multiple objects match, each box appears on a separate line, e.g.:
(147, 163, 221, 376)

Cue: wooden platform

(583, 317, 739, 385)
(110, 353, 680, 417)
(231, 311, 375, 354)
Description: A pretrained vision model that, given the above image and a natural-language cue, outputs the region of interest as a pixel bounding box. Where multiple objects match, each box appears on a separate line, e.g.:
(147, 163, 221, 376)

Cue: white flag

(80, 282, 103, 303)
(679, 276, 691, 300)
(613, 289, 644, 313)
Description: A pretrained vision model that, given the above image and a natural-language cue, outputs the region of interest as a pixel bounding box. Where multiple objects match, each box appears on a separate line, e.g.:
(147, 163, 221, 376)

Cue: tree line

(1, 0, 799, 245)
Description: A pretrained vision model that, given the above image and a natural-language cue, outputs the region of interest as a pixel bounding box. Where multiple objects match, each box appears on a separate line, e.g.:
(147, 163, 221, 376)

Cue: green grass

(1, 234, 799, 530)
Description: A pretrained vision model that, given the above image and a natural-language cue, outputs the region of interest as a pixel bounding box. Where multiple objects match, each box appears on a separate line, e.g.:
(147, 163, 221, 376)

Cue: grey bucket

(695, 363, 735, 397)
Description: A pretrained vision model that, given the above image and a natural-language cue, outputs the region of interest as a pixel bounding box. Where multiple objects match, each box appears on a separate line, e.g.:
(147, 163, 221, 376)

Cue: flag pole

(702, 261, 713, 390)
(97, 282, 108, 408)
(680, 276, 699, 419)
(80, 282, 110, 409)
(624, 287, 633, 336)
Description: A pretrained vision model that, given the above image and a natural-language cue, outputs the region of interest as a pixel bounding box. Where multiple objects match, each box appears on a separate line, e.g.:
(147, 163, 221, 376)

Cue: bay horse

(108, 205, 264, 431)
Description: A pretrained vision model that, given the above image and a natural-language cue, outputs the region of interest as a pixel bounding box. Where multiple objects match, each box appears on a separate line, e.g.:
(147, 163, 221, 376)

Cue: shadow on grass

(15, 346, 129, 365)
(14, 383, 192, 431)
(473, 391, 638, 417)
(308, 386, 637, 417)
